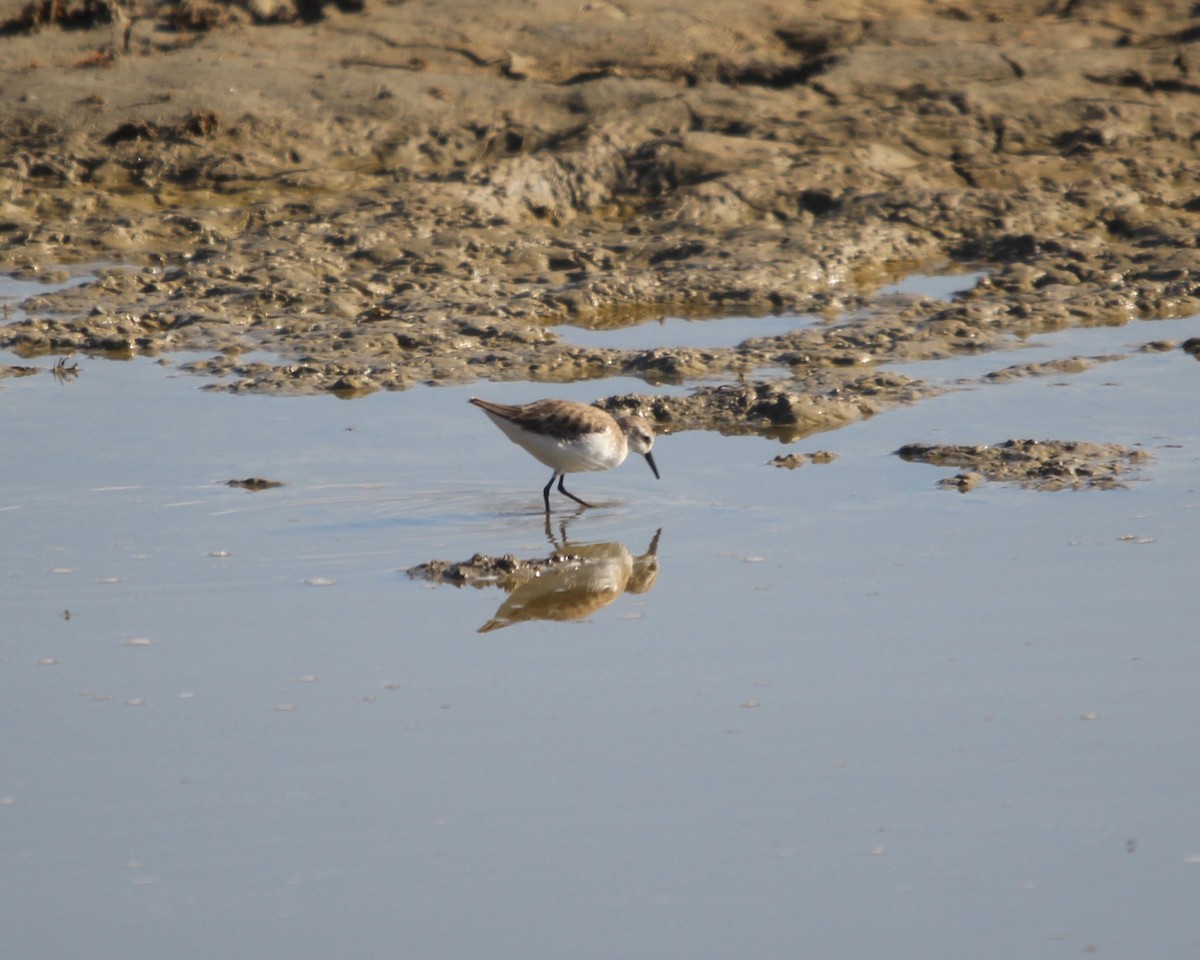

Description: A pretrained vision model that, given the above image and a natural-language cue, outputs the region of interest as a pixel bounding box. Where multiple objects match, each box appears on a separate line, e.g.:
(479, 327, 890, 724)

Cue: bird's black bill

(644, 452, 660, 480)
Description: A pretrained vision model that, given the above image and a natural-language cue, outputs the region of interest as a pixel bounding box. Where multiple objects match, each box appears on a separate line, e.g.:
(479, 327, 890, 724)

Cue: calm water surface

(547, 271, 985, 351)
(3, 296, 1200, 959)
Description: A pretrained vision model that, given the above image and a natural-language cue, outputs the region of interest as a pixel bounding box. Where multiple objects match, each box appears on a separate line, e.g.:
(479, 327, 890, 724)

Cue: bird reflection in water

(407, 522, 662, 633)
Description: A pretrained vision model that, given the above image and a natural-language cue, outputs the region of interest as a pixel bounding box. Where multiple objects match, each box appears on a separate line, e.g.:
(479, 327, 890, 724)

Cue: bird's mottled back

(470, 396, 661, 508)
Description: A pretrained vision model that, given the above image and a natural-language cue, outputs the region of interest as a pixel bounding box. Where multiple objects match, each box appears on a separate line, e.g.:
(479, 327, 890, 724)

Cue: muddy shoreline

(2, 0, 1198, 438)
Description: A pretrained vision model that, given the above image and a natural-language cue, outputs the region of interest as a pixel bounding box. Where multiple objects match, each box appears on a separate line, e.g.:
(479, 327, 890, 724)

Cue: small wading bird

(469, 397, 660, 511)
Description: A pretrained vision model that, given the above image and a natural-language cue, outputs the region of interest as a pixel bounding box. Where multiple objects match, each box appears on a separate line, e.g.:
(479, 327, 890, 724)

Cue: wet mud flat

(2, 0, 1199, 441)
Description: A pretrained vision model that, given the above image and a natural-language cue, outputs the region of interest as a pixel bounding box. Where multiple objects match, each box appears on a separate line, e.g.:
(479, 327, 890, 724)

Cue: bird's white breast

(488, 414, 628, 473)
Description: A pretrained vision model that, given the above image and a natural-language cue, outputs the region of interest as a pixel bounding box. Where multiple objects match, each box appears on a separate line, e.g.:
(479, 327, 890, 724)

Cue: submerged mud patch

(0, 356, 78, 380)
(896, 439, 1151, 492)
(982, 354, 1127, 382)
(768, 450, 838, 469)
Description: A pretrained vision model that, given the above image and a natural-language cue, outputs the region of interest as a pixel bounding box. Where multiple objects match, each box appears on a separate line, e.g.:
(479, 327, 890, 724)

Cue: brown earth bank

(1, 0, 1199, 439)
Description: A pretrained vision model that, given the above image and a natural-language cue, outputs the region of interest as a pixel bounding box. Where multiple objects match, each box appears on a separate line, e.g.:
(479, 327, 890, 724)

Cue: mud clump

(768, 450, 838, 469)
(897, 440, 1151, 491)
(225, 477, 284, 491)
(601, 373, 932, 441)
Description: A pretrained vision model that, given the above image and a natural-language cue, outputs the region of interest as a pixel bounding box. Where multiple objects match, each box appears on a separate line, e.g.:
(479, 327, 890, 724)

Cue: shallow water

(550, 311, 820, 350)
(877, 269, 986, 300)
(4, 295, 1200, 959)
(0, 268, 99, 314)
(545, 271, 986, 352)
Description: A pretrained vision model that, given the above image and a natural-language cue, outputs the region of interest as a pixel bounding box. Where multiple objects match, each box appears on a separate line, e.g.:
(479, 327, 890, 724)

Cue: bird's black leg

(543, 473, 557, 513)
(557, 474, 594, 509)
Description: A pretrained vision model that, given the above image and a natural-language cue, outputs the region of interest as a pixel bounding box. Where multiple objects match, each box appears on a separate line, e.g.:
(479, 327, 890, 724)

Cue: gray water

(546, 271, 985, 351)
(3, 284, 1200, 959)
